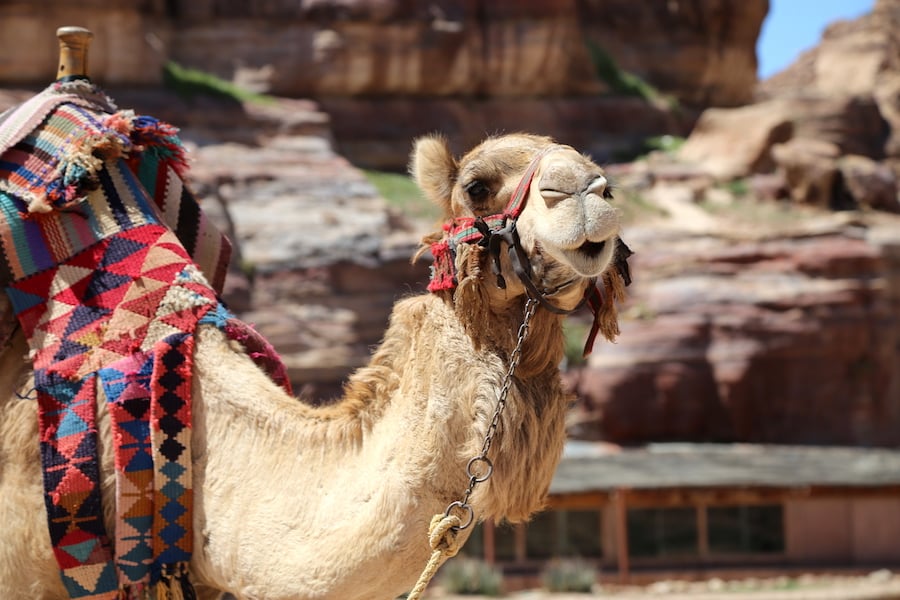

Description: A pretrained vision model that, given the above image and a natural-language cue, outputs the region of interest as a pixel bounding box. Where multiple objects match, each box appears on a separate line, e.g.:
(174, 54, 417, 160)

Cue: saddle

(0, 79, 290, 599)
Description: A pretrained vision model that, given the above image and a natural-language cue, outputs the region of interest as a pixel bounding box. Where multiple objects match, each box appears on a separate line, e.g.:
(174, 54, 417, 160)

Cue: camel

(0, 131, 628, 600)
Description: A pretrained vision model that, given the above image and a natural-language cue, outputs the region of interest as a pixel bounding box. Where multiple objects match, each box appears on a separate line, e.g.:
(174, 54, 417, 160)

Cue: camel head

(411, 133, 631, 354)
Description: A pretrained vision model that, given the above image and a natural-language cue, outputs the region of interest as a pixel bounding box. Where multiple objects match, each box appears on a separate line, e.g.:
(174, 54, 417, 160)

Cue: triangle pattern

(60, 538, 99, 564)
(6, 286, 46, 313)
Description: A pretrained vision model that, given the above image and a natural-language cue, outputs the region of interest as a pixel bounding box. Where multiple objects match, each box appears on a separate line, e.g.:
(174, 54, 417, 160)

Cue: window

(561, 510, 603, 558)
(707, 505, 784, 554)
(525, 511, 558, 559)
(462, 522, 484, 557)
(494, 520, 519, 561)
(525, 510, 603, 559)
(459, 520, 518, 561)
(628, 507, 698, 558)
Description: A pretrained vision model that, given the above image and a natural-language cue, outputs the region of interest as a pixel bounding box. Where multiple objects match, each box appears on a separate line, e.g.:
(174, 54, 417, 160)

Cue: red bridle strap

(427, 145, 563, 292)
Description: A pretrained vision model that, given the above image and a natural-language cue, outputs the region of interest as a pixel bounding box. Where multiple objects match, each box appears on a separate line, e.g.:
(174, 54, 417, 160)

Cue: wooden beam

(546, 491, 611, 509)
(548, 485, 900, 509)
(484, 518, 496, 565)
(697, 502, 709, 559)
(614, 488, 630, 584)
(514, 523, 526, 563)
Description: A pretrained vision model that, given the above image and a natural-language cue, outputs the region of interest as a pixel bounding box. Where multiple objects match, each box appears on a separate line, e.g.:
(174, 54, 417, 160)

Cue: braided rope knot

(407, 513, 464, 600)
(428, 513, 462, 556)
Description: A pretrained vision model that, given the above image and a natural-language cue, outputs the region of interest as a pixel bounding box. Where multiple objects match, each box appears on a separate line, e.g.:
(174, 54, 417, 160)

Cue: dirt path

(431, 571, 900, 599)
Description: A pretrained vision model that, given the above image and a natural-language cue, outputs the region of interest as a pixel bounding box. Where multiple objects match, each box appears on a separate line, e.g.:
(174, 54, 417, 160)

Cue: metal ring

(466, 456, 494, 483)
(444, 500, 475, 530)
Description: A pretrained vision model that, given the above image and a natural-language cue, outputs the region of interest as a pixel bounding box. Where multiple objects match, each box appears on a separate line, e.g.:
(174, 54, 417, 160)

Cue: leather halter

(427, 144, 564, 299)
(426, 144, 631, 352)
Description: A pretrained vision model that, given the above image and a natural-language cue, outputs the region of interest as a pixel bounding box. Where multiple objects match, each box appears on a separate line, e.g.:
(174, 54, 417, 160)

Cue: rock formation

(0, 0, 767, 168)
(565, 209, 900, 446)
(3, 2, 898, 448)
(678, 0, 899, 212)
(563, 0, 900, 445)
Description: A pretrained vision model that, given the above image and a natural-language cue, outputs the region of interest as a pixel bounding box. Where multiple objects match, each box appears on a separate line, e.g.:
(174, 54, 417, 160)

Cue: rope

(406, 513, 463, 600)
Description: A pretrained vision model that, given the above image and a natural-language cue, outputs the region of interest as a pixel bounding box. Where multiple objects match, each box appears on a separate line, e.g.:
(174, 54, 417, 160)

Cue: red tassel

(427, 241, 456, 292)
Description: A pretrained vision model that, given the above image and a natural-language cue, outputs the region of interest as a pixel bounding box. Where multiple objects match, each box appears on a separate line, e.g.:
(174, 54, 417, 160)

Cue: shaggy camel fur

(0, 133, 626, 600)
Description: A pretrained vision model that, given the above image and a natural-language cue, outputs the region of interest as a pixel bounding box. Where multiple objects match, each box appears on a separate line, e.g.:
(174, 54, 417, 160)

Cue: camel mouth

(551, 235, 616, 279)
(577, 239, 607, 258)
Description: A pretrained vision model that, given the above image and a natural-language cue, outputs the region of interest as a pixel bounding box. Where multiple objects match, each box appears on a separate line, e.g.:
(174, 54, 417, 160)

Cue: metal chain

(443, 297, 539, 530)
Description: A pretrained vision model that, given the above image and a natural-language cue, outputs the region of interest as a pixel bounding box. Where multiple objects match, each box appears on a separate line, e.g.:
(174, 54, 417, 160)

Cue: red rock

(567, 226, 900, 446)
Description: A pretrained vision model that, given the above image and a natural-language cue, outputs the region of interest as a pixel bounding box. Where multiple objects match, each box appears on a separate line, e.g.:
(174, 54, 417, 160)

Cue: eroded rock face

(771, 138, 842, 207)
(0, 0, 763, 104)
(677, 0, 899, 211)
(0, 0, 765, 167)
(565, 220, 900, 446)
(179, 106, 430, 400)
(0, 0, 768, 105)
(578, 0, 768, 108)
(759, 0, 900, 117)
(676, 101, 794, 180)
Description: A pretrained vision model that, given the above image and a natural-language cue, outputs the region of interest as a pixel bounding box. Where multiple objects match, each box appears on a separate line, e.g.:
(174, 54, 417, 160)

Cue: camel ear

(409, 134, 457, 217)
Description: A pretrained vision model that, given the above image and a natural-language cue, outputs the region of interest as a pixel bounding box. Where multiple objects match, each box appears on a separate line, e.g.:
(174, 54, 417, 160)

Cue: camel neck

(188, 292, 570, 598)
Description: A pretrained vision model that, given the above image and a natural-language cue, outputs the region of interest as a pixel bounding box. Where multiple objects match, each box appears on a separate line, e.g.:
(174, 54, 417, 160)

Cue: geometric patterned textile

(0, 80, 231, 292)
(0, 83, 264, 599)
(16, 222, 215, 599)
(199, 301, 293, 395)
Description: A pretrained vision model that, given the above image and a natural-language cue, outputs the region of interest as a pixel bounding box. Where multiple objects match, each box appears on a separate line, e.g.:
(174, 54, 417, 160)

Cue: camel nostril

(586, 176, 609, 198)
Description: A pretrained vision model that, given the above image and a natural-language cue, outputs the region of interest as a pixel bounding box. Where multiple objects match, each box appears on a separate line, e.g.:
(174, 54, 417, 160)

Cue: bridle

(426, 144, 632, 355)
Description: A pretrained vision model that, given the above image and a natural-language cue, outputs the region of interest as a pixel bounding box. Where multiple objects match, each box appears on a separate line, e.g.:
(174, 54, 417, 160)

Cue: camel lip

(552, 238, 615, 279)
(577, 239, 607, 258)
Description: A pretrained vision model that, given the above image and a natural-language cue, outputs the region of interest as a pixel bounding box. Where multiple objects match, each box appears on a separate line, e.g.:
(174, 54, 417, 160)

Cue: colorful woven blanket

(0, 81, 290, 599)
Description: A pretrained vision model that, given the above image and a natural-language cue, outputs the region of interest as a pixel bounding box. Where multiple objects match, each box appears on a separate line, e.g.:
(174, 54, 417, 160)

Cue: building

(462, 442, 900, 582)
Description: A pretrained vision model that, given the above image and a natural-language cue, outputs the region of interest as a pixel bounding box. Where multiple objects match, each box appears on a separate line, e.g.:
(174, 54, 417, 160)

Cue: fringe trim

(152, 563, 196, 600)
(21, 110, 189, 214)
(111, 112, 190, 179)
(426, 239, 456, 292)
(111, 564, 196, 599)
(582, 247, 632, 356)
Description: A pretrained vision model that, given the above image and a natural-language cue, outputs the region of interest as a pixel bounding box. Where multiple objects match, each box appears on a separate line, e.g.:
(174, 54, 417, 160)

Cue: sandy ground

(429, 570, 900, 599)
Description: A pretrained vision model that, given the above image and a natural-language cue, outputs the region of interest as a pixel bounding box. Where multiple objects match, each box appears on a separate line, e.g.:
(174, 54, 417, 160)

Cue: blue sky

(757, 0, 875, 79)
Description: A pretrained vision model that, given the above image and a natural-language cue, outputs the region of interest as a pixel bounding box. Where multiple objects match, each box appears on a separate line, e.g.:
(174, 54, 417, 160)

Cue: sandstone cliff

(3, 2, 900, 446)
(566, 0, 900, 446)
(0, 0, 766, 167)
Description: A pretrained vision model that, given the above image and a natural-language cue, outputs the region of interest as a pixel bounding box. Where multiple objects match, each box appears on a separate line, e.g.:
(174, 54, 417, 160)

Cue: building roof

(549, 442, 900, 495)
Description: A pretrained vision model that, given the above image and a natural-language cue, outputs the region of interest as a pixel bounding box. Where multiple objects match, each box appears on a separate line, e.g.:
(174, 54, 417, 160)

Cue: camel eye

(464, 180, 490, 203)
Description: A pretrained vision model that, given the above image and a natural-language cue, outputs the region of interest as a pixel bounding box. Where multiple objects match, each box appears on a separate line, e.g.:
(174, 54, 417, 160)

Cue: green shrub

(725, 178, 750, 197)
(642, 135, 686, 155)
(541, 558, 597, 593)
(562, 320, 590, 368)
(162, 61, 274, 105)
(440, 557, 505, 596)
(585, 40, 661, 102)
